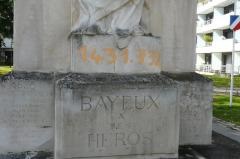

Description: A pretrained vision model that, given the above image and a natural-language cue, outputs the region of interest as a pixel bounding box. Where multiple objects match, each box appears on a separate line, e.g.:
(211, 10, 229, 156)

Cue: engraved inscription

(87, 132, 152, 148)
(60, 87, 178, 158)
(80, 96, 160, 112)
(0, 104, 52, 127)
(0, 80, 54, 153)
(0, 81, 35, 90)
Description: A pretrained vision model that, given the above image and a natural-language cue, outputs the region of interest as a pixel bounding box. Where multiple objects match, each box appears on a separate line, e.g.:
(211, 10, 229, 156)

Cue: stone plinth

(164, 73, 213, 145)
(0, 72, 212, 158)
(72, 35, 161, 73)
(55, 74, 179, 159)
(0, 72, 54, 154)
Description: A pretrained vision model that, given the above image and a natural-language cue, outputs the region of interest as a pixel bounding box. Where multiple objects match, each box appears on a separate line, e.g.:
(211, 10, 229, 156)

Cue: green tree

(203, 34, 213, 43)
(0, 0, 13, 47)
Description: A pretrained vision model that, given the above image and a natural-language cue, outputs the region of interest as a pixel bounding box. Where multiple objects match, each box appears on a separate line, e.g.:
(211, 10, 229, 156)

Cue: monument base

(55, 73, 179, 159)
(0, 72, 212, 159)
(0, 72, 55, 154)
(66, 153, 178, 159)
(162, 72, 213, 145)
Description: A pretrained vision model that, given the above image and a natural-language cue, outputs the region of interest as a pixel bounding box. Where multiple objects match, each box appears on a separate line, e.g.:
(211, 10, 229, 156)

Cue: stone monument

(0, 0, 212, 159)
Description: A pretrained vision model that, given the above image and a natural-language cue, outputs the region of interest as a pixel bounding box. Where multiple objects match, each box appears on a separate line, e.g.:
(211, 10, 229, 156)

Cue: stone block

(0, 72, 55, 154)
(55, 73, 179, 159)
(0, 72, 212, 158)
(164, 73, 213, 145)
(71, 35, 161, 73)
(14, 0, 71, 72)
(14, 0, 196, 73)
(154, 0, 197, 72)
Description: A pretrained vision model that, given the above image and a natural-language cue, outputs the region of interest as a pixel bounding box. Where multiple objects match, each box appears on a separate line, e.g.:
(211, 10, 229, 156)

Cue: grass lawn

(213, 94, 240, 126)
(0, 66, 12, 76)
(205, 75, 240, 88)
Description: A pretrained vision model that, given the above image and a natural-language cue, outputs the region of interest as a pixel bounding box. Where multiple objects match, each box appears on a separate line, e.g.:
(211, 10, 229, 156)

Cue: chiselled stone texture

(55, 73, 180, 159)
(71, 35, 161, 73)
(0, 72, 212, 159)
(14, 0, 196, 73)
(163, 72, 213, 145)
(0, 72, 55, 154)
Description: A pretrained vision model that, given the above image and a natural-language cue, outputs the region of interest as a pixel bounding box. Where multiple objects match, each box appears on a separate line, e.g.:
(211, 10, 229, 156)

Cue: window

(0, 50, 13, 66)
(223, 29, 233, 39)
(222, 54, 227, 65)
(5, 51, 13, 66)
(222, 53, 232, 65)
(205, 54, 212, 64)
(224, 4, 234, 14)
(205, 12, 213, 20)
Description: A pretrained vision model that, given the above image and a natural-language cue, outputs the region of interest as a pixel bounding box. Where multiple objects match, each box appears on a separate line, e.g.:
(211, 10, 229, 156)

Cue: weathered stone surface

(55, 73, 179, 159)
(0, 72, 55, 154)
(154, 0, 197, 72)
(0, 72, 212, 158)
(163, 73, 213, 145)
(14, 0, 71, 72)
(14, 0, 196, 73)
(71, 35, 161, 73)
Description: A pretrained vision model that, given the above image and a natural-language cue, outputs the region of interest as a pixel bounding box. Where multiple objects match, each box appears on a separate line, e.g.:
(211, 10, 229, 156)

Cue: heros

(80, 96, 160, 112)
(88, 132, 153, 148)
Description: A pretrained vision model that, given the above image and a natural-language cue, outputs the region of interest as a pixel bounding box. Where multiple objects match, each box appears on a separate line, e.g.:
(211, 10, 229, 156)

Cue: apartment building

(196, 0, 240, 74)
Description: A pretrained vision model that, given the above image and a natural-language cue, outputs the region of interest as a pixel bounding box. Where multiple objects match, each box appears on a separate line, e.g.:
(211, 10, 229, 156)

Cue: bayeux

(80, 95, 160, 112)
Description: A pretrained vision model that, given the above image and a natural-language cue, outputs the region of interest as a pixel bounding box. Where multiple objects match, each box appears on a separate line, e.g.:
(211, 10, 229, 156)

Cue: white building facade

(196, 0, 240, 74)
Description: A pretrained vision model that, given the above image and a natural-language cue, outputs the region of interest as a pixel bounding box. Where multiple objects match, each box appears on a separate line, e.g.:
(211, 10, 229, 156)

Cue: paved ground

(179, 119, 240, 159)
(214, 87, 240, 95)
(213, 118, 240, 143)
(179, 132, 240, 159)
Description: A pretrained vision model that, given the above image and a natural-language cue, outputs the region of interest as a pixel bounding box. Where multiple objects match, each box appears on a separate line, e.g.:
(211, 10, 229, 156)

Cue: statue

(71, 0, 150, 48)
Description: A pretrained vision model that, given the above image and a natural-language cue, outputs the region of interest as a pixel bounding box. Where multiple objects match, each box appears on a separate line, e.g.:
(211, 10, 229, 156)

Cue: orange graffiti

(104, 48, 117, 64)
(149, 51, 160, 67)
(121, 48, 129, 64)
(80, 46, 88, 63)
(137, 49, 147, 65)
(90, 49, 103, 64)
(148, 51, 161, 67)
(77, 46, 160, 68)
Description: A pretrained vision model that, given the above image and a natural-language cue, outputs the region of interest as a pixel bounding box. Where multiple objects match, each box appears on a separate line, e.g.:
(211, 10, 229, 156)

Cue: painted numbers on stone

(78, 46, 160, 68)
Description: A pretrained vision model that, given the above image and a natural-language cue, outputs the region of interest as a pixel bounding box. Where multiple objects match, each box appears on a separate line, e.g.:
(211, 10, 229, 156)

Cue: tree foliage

(0, 0, 13, 47)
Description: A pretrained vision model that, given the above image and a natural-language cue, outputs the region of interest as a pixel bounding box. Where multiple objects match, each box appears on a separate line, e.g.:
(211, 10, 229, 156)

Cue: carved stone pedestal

(55, 73, 179, 159)
(0, 72, 212, 159)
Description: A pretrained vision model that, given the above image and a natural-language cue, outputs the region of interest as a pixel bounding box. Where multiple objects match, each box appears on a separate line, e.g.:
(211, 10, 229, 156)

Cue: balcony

(197, 39, 240, 53)
(197, 0, 214, 14)
(196, 42, 213, 53)
(198, 0, 233, 14)
(198, 64, 213, 73)
(212, 39, 240, 52)
(197, 19, 213, 27)
(197, 12, 233, 34)
(221, 65, 232, 74)
(197, 19, 213, 34)
(198, 0, 213, 6)
(213, 12, 234, 30)
(197, 64, 240, 74)
(221, 65, 240, 74)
